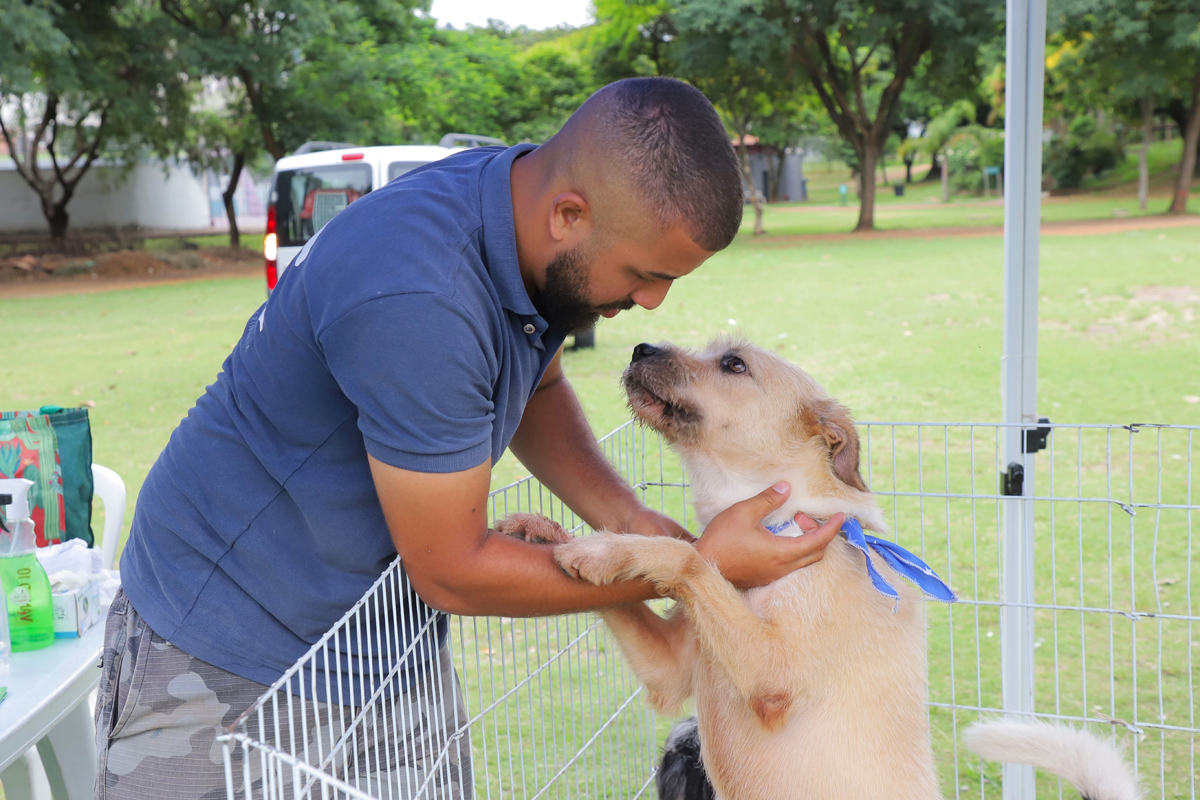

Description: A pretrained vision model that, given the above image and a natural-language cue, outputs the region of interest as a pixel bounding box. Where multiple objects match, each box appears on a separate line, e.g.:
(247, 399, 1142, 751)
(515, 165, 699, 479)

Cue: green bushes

(939, 116, 1125, 195)
(943, 125, 1004, 194)
(1043, 116, 1125, 190)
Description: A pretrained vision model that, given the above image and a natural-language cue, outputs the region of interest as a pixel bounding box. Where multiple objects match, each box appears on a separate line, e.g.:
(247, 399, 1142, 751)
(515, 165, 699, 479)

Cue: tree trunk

(924, 152, 943, 181)
(941, 154, 950, 202)
(223, 152, 246, 248)
(1169, 80, 1200, 214)
(1162, 96, 1200, 162)
(239, 73, 287, 160)
(737, 140, 766, 235)
(904, 155, 914, 183)
(855, 143, 878, 232)
(39, 184, 73, 245)
(1139, 96, 1153, 211)
(879, 158, 888, 185)
(47, 203, 69, 244)
(768, 151, 785, 203)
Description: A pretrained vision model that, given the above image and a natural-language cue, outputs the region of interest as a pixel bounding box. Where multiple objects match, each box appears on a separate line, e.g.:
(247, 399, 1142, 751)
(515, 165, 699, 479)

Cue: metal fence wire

(219, 420, 1198, 800)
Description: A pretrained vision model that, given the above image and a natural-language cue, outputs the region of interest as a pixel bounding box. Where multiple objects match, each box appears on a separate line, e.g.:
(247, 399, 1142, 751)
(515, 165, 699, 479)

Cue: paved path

(747, 213, 1200, 246)
(0, 262, 259, 300)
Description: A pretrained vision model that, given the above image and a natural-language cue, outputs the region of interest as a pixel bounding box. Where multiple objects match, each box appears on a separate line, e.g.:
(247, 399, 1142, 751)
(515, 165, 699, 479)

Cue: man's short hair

(600, 77, 744, 252)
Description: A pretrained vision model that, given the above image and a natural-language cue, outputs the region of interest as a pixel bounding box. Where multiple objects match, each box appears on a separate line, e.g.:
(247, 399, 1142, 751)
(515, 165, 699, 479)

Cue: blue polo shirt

(121, 143, 566, 688)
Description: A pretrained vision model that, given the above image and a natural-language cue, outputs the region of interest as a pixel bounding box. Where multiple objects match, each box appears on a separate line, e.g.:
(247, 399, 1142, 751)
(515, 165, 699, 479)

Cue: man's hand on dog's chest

(694, 482, 845, 590)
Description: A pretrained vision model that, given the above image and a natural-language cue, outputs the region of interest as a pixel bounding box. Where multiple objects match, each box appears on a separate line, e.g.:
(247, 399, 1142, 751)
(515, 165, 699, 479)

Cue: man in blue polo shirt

(97, 78, 843, 799)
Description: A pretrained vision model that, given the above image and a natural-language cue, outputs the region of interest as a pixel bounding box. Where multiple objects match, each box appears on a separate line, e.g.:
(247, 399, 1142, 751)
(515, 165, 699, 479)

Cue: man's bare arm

(371, 456, 844, 615)
(508, 349, 686, 538)
(370, 455, 660, 616)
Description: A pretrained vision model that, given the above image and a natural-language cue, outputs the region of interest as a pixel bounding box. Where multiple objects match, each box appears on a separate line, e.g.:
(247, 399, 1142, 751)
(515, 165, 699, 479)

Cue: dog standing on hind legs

(501, 337, 1142, 800)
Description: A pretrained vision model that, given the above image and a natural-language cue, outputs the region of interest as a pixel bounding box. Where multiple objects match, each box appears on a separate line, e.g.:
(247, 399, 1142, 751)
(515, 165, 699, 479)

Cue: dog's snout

(631, 343, 660, 363)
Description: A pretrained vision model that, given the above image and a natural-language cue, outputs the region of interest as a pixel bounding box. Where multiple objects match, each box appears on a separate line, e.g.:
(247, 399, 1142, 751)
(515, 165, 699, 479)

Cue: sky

(428, 0, 593, 31)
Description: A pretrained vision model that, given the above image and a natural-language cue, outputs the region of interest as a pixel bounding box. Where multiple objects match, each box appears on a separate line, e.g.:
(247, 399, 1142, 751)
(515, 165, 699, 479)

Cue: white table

(0, 623, 103, 800)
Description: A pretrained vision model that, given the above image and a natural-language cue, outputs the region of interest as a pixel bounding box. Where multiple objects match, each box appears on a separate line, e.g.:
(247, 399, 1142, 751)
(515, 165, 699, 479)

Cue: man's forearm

(508, 375, 642, 532)
(414, 527, 657, 616)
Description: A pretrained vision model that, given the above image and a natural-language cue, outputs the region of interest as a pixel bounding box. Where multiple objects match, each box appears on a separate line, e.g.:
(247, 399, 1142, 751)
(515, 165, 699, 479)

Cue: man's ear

(548, 191, 591, 243)
(802, 399, 867, 492)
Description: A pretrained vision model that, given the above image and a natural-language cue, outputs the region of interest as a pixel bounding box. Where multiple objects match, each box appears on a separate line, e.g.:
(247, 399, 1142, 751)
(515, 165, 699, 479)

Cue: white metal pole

(1000, 0, 1046, 798)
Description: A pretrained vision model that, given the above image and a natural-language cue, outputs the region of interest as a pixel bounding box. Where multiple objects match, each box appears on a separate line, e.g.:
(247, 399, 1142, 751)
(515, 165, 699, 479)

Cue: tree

(914, 99, 975, 201)
(512, 38, 599, 141)
(1056, 0, 1200, 214)
(0, 0, 190, 243)
(894, 43, 999, 184)
(586, 0, 676, 82)
(674, 0, 796, 234)
(753, 94, 825, 200)
(774, 0, 1000, 231)
(397, 24, 595, 144)
(183, 85, 263, 247)
(161, 0, 426, 160)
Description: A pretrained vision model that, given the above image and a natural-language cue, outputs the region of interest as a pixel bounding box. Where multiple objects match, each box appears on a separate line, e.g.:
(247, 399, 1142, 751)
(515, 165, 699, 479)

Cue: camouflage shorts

(95, 590, 473, 800)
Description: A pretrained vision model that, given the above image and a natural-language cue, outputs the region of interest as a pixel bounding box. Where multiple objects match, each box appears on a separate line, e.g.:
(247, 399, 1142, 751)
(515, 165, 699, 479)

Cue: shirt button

(523, 323, 536, 334)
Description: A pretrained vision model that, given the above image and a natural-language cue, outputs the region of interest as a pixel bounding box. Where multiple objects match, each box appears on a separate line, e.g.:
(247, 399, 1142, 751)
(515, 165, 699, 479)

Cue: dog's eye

(722, 356, 747, 374)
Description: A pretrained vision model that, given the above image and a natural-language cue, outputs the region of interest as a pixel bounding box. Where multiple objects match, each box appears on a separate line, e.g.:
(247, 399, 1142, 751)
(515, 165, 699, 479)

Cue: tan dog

(545, 337, 937, 799)
(509, 337, 1138, 800)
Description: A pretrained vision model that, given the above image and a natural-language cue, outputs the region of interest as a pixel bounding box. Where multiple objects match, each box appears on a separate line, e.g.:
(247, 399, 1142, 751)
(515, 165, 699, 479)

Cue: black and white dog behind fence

(657, 718, 714, 800)
(657, 717, 1143, 800)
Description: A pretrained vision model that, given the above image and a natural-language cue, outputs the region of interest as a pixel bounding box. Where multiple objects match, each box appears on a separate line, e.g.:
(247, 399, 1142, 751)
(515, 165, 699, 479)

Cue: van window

(388, 161, 427, 183)
(274, 163, 372, 247)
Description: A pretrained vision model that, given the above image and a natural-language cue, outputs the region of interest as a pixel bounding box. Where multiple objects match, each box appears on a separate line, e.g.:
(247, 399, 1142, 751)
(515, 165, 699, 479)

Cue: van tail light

(264, 204, 278, 290)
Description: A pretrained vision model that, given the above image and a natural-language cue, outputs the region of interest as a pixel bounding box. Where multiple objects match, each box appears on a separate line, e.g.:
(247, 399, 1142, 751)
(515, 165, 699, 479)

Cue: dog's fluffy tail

(965, 720, 1140, 800)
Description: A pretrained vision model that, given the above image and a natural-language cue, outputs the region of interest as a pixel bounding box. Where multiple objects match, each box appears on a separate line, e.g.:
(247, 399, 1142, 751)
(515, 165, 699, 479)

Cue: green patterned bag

(1, 407, 93, 546)
(0, 414, 66, 546)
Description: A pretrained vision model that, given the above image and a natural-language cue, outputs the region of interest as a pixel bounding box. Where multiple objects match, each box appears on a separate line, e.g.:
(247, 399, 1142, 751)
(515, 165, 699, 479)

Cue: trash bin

(573, 329, 595, 349)
(893, 184, 905, 197)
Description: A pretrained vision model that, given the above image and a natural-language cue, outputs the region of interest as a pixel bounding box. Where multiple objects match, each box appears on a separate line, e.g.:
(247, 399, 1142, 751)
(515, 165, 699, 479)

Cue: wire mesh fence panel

(219, 422, 683, 800)
(861, 422, 1197, 800)
(220, 420, 1197, 800)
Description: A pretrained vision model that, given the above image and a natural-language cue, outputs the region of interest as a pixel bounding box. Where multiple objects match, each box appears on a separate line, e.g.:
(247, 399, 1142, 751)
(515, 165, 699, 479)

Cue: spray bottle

(0, 479, 55, 651)
(0, 502, 8, 675)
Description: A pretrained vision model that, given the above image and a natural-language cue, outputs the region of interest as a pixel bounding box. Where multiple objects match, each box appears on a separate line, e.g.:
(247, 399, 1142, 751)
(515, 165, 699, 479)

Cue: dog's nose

(631, 343, 660, 363)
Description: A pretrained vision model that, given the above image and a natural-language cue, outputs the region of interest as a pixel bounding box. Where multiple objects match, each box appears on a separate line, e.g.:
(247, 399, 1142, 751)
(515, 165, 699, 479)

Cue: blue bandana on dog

(765, 517, 957, 605)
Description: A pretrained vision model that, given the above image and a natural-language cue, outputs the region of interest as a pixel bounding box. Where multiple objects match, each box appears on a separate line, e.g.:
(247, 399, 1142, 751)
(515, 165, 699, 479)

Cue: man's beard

(534, 244, 634, 335)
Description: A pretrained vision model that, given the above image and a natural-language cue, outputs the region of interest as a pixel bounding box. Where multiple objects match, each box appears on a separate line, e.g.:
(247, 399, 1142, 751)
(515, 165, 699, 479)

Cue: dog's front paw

(495, 512, 572, 545)
(554, 532, 630, 585)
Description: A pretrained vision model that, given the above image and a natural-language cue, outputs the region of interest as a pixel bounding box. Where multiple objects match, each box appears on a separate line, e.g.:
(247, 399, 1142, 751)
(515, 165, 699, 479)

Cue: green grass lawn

(3, 195, 1198, 798)
(5, 211, 1197, 553)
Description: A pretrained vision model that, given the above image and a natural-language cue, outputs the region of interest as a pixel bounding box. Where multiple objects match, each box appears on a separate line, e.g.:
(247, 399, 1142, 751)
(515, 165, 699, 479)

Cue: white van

(263, 134, 505, 290)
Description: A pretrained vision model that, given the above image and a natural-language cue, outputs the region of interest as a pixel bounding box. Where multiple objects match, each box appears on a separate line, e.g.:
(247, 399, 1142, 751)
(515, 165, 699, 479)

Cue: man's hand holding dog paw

(695, 482, 844, 590)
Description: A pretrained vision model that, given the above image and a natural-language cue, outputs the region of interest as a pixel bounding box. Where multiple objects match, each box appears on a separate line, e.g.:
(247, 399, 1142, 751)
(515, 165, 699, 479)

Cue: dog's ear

(802, 400, 867, 492)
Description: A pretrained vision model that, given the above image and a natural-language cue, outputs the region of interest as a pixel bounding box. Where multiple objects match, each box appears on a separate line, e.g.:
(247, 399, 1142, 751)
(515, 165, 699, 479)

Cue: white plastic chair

(91, 463, 125, 570)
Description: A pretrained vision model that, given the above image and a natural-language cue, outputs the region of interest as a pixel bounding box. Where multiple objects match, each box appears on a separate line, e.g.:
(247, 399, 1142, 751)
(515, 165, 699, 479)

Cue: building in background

(733, 135, 810, 203)
(0, 150, 268, 237)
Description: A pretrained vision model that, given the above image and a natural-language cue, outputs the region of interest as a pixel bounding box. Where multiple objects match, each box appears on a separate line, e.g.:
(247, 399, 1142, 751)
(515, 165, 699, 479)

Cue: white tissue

(37, 539, 121, 606)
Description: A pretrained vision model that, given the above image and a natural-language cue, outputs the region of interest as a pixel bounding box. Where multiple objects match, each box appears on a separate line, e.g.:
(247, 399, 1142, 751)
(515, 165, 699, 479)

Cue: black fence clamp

(1001, 417, 1051, 497)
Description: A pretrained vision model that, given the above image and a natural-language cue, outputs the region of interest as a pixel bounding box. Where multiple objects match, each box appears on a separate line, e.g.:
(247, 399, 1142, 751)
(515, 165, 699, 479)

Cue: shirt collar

(480, 143, 540, 318)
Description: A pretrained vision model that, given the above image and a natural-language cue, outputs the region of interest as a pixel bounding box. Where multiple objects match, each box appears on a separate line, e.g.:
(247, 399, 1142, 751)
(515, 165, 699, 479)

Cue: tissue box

(52, 580, 101, 638)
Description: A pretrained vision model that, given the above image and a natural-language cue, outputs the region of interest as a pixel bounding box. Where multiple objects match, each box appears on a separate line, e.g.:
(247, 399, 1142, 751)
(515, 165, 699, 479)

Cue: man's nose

(631, 343, 660, 363)
(631, 281, 671, 310)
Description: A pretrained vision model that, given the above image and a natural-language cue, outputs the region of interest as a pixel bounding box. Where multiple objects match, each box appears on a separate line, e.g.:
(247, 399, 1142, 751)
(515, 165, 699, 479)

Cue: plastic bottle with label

(0, 568, 9, 675)
(0, 480, 55, 651)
